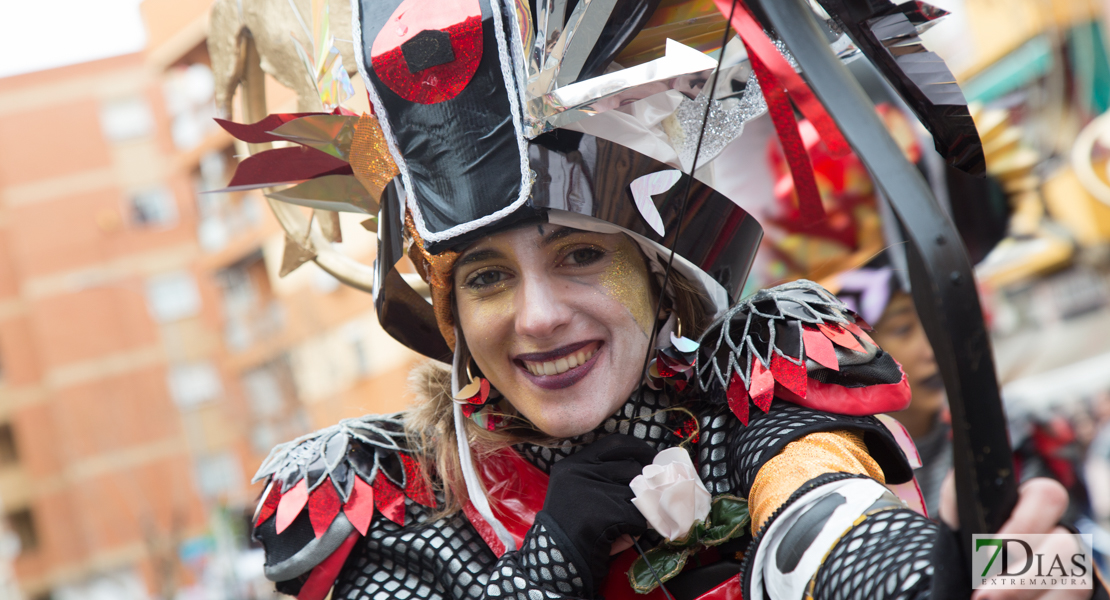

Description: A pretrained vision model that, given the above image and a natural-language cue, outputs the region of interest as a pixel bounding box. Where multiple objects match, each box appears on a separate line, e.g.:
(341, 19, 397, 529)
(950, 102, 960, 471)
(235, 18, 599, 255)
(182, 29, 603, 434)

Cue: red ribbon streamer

(716, 0, 850, 156)
(712, 0, 852, 223)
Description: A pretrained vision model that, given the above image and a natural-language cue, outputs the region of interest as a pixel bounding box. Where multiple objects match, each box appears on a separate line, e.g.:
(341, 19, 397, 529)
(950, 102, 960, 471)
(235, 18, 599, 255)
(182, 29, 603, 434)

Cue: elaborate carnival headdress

(224, 0, 997, 559)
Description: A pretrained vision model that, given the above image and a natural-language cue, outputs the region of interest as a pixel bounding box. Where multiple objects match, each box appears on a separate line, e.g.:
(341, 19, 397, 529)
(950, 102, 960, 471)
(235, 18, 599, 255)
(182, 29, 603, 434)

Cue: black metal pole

(751, 0, 1018, 549)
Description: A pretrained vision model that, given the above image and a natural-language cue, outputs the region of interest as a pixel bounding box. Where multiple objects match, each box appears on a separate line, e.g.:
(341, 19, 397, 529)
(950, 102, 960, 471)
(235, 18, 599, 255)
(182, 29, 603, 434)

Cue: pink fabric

(276, 480, 309, 534)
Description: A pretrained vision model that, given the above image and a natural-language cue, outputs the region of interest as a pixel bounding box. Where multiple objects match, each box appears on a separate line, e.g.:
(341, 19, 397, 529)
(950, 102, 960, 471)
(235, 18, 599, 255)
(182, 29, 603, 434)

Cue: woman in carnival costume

(224, 0, 1101, 598)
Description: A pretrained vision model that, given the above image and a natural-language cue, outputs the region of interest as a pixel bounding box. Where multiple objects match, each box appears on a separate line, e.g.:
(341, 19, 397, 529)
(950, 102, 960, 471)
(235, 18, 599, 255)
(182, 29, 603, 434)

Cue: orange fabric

(748, 430, 884, 533)
(350, 114, 399, 201)
(404, 210, 459, 348)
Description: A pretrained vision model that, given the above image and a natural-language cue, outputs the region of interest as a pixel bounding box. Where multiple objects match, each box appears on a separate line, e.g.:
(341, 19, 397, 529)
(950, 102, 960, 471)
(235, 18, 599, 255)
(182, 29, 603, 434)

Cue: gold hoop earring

(454, 359, 503, 431)
(646, 314, 700, 391)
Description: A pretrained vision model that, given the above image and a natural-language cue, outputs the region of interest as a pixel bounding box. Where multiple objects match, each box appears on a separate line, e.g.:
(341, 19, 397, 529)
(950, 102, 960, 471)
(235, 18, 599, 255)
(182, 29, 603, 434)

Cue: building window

(129, 187, 178, 228)
(242, 357, 306, 454)
(195, 149, 261, 253)
(195, 453, 243, 499)
(0, 423, 17, 466)
(218, 253, 282, 351)
(99, 96, 155, 143)
(167, 363, 223, 409)
(8, 508, 38, 553)
(164, 63, 217, 151)
(145, 271, 202, 323)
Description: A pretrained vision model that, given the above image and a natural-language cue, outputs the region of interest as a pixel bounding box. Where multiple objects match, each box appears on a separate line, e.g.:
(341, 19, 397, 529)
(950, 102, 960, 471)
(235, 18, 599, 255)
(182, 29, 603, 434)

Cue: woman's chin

(529, 403, 609, 438)
(499, 351, 643, 439)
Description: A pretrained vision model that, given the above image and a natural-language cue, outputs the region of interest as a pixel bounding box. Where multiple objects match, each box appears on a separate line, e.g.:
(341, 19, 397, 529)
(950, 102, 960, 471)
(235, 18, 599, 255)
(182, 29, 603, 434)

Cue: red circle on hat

(370, 0, 484, 105)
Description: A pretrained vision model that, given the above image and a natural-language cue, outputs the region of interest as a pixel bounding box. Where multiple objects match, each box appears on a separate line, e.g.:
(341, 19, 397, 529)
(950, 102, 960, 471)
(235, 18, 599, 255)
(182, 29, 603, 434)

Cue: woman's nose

(514, 273, 573, 339)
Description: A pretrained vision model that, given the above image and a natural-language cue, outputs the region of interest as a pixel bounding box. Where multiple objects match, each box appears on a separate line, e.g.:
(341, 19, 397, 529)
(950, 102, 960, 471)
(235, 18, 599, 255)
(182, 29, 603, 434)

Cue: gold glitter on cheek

(598, 238, 655, 336)
(456, 283, 517, 380)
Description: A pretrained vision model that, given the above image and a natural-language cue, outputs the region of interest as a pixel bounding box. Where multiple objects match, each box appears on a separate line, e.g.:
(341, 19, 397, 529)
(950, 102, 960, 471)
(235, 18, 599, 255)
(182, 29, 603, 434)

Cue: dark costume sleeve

(691, 281, 967, 599)
(248, 414, 449, 600)
(483, 516, 593, 598)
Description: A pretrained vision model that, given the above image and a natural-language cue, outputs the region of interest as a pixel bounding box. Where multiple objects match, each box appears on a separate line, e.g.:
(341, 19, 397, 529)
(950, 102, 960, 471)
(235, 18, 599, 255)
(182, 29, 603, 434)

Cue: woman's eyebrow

(455, 248, 503, 268)
(540, 227, 578, 247)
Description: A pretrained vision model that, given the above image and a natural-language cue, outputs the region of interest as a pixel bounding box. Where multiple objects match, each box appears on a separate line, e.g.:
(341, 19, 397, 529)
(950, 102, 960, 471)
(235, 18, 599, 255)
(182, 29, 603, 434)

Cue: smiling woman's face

(453, 224, 656, 438)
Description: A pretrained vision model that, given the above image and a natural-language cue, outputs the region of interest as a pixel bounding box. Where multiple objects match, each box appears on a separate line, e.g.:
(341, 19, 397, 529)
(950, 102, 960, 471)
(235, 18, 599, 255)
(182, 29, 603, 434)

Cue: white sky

(0, 0, 147, 79)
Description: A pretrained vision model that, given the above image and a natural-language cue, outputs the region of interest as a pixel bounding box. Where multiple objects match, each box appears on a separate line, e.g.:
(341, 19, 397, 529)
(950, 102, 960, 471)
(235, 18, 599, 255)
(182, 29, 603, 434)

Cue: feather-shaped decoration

(251, 414, 436, 537)
(697, 280, 882, 424)
(211, 111, 398, 213)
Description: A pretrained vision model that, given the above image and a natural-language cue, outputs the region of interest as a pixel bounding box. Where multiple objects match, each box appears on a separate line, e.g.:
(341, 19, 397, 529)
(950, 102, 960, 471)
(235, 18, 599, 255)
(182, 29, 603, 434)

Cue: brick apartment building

(0, 1, 417, 598)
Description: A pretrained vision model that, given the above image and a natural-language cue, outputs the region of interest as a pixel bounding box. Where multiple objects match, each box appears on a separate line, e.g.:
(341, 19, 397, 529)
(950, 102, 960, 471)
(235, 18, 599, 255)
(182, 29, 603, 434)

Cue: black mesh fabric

(729, 399, 912, 496)
(515, 388, 676, 474)
(323, 392, 915, 599)
(696, 403, 739, 495)
(509, 518, 588, 597)
(334, 501, 497, 600)
(809, 508, 937, 600)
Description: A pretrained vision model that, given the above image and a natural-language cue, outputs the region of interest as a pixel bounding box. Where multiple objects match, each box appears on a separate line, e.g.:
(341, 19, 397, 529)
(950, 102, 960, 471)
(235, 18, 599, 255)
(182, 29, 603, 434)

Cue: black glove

(537, 434, 657, 591)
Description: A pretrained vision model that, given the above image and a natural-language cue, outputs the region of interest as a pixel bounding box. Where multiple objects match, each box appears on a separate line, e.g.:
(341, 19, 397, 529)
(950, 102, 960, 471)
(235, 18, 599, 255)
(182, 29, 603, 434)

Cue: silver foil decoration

(270, 114, 358, 161)
(253, 413, 409, 500)
(265, 174, 380, 214)
(665, 69, 767, 172)
(524, 39, 718, 136)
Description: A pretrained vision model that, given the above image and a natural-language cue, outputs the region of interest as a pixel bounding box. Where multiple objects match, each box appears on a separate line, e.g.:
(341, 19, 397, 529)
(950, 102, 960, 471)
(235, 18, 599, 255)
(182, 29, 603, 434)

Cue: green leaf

(669, 520, 708, 548)
(628, 547, 691, 594)
(702, 495, 750, 546)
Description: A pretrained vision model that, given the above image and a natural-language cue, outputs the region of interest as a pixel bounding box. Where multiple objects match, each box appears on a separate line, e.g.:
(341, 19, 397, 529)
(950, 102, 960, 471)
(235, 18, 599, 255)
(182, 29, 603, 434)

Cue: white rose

(629, 447, 712, 541)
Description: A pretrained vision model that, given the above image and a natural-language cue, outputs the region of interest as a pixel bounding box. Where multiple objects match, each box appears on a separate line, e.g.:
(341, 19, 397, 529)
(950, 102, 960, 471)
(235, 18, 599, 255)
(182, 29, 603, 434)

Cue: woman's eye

(563, 247, 604, 266)
(466, 270, 508, 289)
(890, 324, 914, 338)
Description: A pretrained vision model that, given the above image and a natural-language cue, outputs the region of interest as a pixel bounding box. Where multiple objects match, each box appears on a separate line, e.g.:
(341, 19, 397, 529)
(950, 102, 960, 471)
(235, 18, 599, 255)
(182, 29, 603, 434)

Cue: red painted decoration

(372, 475, 407, 526)
(370, 0, 483, 104)
(802, 325, 839, 371)
(459, 378, 491, 418)
(256, 481, 282, 527)
(308, 480, 343, 538)
(295, 532, 360, 600)
(655, 361, 676, 378)
(216, 112, 319, 143)
(400, 454, 437, 508)
(276, 479, 309, 534)
(344, 476, 375, 536)
(675, 415, 701, 443)
(750, 357, 775, 412)
(818, 322, 865, 353)
(726, 371, 750, 426)
(777, 369, 911, 415)
(216, 107, 356, 143)
(843, 320, 876, 347)
(771, 352, 808, 399)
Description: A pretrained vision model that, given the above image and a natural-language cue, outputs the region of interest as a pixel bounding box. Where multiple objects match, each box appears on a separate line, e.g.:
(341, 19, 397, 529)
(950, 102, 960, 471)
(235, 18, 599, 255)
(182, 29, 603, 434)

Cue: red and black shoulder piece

(250, 413, 436, 600)
(696, 280, 910, 425)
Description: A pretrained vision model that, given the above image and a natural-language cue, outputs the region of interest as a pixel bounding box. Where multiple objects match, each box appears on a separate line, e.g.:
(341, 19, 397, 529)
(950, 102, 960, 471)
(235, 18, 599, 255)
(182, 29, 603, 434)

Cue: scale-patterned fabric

(810, 508, 938, 599)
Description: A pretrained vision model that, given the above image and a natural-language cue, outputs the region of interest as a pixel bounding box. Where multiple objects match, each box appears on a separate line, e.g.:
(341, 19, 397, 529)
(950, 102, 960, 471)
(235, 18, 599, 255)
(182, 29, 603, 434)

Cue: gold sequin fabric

(404, 211, 459, 348)
(748, 430, 885, 533)
(350, 113, 400, 201)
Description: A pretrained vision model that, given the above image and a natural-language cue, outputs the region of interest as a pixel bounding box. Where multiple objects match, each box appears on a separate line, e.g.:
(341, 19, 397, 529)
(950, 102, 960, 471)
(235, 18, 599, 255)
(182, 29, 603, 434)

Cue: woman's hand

(939, 474, 1091, 600)
(540, 434, 657, 587)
